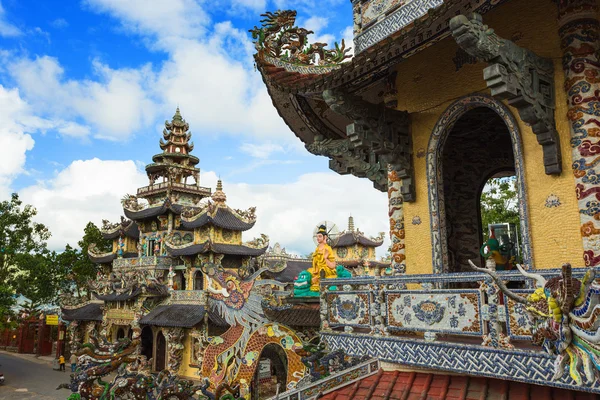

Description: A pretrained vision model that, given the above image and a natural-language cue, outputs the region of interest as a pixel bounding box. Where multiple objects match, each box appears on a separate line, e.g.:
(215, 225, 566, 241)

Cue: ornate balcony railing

(319, 267, 600, 395)
(113, 256, 176, 270)
(168, 290, 207, 306)
(137, 182, 210, 196)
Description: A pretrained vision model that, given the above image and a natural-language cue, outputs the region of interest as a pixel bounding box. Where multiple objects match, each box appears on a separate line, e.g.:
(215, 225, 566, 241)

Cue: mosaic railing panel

(386, 290, 483, 335)
(503, 289, 535, 340)
(113, 256, 175, 270)
(326, 292, 371, 328)
(267, 358, 380, 400)
(106, 309, 135, 321)
(169, 290, 207, 305)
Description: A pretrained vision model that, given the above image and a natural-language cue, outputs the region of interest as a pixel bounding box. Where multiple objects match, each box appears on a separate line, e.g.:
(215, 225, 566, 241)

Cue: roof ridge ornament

(450, 13, 562, 175)
(250, 10, 351, 66)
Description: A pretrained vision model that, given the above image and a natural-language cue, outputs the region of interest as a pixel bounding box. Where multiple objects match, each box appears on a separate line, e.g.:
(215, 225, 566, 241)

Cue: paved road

(0, 353, 70, 400)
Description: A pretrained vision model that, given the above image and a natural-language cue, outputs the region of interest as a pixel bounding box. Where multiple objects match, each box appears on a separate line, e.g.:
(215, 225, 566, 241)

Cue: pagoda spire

(348, 215, 355, 231)
(212, 179, 227, 204)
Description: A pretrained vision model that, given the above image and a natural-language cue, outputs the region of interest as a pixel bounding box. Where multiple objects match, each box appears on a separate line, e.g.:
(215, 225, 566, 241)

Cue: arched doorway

(155, 331, 167, 371)
(427, 95, 532, 274)
(173, 270, 186, 290)
(116, 327, 125, 340)
(252, 344, 288, 399)
(194, 270, 203, 290)
(140, 326, 153, 363)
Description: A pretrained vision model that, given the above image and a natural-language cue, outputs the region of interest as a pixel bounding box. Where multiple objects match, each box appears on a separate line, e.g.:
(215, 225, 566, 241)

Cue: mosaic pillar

(166, 328, 185, 374)
(558, 0, 600, 265)
(388, 167, 406, 274)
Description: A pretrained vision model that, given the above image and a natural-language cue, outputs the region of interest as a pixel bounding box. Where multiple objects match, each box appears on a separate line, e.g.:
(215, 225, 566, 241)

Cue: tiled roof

(61, 303, 103, 322)
(181, 207, 255, 231)
(265, 303, 321, 327)
(102, 220, 140, 240)
(318, 370, 596, 400)
(123, 202, 186, 220)
(334, 232, 384, 248)
(265, 259, 311, 283)
(88, 252, 117, 264)
(139, 305, 205, 328)
(166, 241, 268, 257)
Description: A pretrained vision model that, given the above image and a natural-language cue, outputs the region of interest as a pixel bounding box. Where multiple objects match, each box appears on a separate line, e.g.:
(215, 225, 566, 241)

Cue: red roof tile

(317, 371, 596, 400)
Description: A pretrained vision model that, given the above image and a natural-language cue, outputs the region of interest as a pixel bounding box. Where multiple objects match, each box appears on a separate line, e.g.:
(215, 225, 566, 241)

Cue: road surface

(0, 352, 70, 400)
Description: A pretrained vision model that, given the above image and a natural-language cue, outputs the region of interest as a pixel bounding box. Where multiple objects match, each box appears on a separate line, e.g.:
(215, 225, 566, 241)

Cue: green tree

(480, 176, 520, 242)
(0, 193, 52, 313)
(57, 222, 111, 300)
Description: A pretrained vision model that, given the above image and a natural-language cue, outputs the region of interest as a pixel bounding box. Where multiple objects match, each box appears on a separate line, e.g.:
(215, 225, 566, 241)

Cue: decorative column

(166, 328, 185, 374)
(388, 167, 406, 275)
(557, 0, 600, 266)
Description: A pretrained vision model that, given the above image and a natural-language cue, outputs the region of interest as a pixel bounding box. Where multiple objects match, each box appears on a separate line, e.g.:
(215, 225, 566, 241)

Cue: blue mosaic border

(321, 332, 600, 394)
(426, 94, 533, 275)
(354, 0, 511, 54)
(384, 289, 483, 336)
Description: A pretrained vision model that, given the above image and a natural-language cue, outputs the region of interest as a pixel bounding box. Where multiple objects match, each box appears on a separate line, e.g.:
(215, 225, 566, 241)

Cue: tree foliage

(480, 176, 520, 241)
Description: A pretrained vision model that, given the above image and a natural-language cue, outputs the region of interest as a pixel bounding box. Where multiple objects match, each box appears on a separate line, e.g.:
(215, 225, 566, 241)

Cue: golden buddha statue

(307, 225, 337, 291)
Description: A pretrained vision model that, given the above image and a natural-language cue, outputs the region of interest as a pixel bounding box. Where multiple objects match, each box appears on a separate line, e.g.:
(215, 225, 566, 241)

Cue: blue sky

(0, 0, 389, 256)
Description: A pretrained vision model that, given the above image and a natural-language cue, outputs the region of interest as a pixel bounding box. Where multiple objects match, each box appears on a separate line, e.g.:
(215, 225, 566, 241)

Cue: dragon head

(470, 260, 598, 385)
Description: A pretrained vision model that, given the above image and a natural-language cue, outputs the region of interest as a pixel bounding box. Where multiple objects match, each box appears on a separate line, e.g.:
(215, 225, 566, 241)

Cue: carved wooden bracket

(306, 89, 414, 201)
(450, 13, 562, 175)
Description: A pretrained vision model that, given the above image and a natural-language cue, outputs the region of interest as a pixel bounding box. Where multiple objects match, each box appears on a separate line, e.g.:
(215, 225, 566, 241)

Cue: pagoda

(62, 108, 310, 399)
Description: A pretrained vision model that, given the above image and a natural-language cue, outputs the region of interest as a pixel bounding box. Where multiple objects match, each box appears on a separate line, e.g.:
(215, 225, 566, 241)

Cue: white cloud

(17, 159, 388, 256)
(9, 56, 157, 141)
(83, 0, 210, 44)
(0, 2, 21, 37)
(19, 158, 148, 250)
(50, 18, 69, 29)
(240, 142, 285, 159)
(201, 171, 389, 256)
(57, 122, 92, 139)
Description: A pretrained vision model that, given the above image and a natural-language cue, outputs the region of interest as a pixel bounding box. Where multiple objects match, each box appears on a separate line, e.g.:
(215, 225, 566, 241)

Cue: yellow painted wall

(395, 0, 583, 273)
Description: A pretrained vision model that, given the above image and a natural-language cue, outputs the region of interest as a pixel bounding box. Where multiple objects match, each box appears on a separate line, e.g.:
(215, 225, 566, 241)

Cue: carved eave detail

(307, 89, 414, 200)
(450, 13, 561, 175)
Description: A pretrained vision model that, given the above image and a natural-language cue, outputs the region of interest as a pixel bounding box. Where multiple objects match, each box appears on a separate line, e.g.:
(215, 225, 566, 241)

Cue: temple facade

(252, 0, 600, 398)
(62, 109, 324, 399)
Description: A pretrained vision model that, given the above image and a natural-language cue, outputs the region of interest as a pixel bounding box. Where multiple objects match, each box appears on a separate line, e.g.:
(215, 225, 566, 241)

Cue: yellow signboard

(46, 315, 59, 325)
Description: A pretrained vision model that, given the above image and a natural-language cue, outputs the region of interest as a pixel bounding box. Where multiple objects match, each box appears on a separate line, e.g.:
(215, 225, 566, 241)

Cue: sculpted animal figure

(470, 260, 600, 385)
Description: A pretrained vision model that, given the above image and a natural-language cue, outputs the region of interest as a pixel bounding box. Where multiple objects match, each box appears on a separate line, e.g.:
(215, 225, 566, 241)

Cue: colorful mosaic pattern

(354, 0, 509, 54)
(558, 1, 600, 266)
(503, 290, 535, 340)
(427, 95, 532, 274)
(386, 291, 482, 335)
(361, 0, 406, 28)
(321, 333, 600, 394)
(327, 293, 370, 327)
(388, 168, 406, 274)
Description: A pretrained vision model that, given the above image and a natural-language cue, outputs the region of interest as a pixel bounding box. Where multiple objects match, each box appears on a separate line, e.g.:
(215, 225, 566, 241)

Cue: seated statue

(307, 225, 337, 291)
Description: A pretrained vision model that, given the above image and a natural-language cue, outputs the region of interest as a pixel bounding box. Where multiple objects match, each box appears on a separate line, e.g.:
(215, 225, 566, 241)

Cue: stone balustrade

(113, 256, 176, 270)
(319, 267, 600, 394)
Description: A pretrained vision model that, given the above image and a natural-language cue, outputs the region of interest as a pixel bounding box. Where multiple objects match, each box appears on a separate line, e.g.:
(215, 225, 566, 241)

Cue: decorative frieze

(450, 13, 561, 175)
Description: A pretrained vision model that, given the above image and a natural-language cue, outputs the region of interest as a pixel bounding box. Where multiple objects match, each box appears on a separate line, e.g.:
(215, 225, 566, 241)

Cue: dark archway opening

(116, 327, 125, 340)
(252, 344, 288, 399)
(155, 331, 167, 371)
(140, 326, 153, 365)
(173, 270, 186, 290)
(194, 270, 203, 290)
(442, 107, 516, 273)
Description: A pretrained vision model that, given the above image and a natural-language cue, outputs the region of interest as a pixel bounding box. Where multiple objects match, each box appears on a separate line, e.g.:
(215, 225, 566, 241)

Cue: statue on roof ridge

(250, 9, 351, 66)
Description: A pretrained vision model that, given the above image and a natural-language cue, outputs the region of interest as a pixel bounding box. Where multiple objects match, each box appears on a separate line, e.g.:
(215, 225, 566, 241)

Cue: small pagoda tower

(139, 107, 211, 206)
(332, 216, 385, 274)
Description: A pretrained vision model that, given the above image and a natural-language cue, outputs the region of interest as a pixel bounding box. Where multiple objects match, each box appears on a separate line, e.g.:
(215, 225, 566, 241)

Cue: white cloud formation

(18, 159, 148, 250)
(240, 142, 285, 159)
(202, 171, 389, 257)
(0, 1, 21, 37)
(83, 0, 210, 45)
(9, 56, 157, 141)
(50, 18, 69, 29)
(16, 158, 388, 257)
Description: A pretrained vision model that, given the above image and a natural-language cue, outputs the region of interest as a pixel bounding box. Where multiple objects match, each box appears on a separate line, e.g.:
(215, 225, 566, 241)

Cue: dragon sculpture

(249, 10, 351, 66)
(58, 331, 245, 400)
(469, 260, 600, 385)
(201, 266, 306, 391)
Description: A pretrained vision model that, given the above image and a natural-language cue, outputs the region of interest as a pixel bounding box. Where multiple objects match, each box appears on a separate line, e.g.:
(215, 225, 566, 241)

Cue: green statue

(293, 270, 319, 297)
